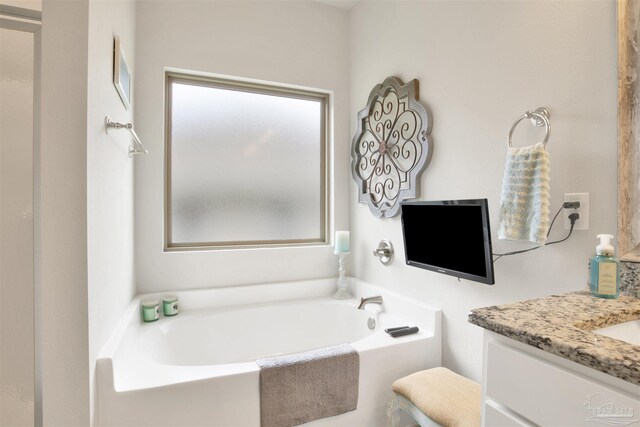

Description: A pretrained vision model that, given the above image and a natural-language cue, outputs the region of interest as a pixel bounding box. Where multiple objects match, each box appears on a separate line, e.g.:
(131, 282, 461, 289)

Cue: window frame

(164, 71, 330, 251)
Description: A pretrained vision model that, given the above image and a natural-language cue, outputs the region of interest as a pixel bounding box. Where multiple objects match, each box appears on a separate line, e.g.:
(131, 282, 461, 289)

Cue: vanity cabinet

(481, 332, 640, 427)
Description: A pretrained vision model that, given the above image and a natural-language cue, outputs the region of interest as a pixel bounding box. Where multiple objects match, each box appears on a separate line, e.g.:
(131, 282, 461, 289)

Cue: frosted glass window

(166, 74, 328, 249)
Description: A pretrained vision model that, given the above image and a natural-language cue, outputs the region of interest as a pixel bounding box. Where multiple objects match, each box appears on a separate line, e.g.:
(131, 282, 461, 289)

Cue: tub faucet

(356, 295, 383, 310)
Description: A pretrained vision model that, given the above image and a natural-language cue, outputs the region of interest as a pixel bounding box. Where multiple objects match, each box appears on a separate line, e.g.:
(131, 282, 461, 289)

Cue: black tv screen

(400, 199, 495, 285)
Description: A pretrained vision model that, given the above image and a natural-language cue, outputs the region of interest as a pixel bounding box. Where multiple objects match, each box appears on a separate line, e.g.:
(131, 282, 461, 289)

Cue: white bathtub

(97, 278, 441, 426)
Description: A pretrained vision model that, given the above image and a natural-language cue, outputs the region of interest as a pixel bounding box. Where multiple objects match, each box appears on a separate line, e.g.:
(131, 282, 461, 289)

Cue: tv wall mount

(351, 76, 433, 218)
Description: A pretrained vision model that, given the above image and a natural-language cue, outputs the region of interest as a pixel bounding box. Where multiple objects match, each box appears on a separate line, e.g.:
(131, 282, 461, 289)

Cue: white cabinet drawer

(484, 399, 534, 427)
(485, 340, 640, 426)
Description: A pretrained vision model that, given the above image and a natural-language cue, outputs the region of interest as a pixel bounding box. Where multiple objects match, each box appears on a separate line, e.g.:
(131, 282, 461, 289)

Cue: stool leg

(391, 394, 440, 427)
(386, 395, 401, 427)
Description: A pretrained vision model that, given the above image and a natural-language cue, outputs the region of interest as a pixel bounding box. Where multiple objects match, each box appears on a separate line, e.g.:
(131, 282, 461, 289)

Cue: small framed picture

(113, 36, 131, 110)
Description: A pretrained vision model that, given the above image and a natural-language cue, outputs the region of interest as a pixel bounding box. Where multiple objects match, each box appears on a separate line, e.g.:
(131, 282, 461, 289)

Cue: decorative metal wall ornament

(351, 76, 432, 218)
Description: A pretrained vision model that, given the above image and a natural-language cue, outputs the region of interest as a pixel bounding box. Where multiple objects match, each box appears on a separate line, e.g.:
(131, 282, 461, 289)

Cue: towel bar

(105, 116, 149, 157)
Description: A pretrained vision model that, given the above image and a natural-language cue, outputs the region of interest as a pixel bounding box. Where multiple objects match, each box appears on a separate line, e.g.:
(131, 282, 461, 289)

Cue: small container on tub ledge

(163, 295, 179, 316)
(141, 300, 160, 322)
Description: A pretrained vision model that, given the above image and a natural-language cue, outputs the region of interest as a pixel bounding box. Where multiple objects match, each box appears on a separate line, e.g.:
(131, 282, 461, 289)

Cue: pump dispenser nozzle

(596, 234, 614, 256)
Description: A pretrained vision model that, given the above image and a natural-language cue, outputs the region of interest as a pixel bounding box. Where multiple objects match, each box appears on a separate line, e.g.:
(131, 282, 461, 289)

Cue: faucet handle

(373, 240, 394, 265)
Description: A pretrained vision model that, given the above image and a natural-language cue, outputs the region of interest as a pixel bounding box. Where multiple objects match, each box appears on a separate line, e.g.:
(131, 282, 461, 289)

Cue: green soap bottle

(589, 234, 619, 299)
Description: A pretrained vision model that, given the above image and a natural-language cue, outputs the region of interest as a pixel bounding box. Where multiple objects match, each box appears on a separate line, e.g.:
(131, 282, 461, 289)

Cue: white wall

(39, 0, 90, 424)
(0, 26, 35, 427)
(134, 0, 351, 292)
(349, 0, 617, 382)
(86, 0, 136, 424)
(36, 0, 136, 425)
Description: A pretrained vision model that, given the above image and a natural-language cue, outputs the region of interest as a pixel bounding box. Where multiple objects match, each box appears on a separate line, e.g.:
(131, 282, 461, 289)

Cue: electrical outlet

(564, 193, 589, 230)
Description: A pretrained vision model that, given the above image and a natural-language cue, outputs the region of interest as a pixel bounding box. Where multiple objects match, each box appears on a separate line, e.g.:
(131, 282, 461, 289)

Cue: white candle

(335, 231, 350, 253)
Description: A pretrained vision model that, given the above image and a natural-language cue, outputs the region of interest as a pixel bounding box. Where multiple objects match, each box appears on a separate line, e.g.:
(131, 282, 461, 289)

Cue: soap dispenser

(589, 234, 619, 299)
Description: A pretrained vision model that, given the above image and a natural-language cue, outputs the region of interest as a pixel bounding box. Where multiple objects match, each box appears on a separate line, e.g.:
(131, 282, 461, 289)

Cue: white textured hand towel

(498, 142, 550, 245)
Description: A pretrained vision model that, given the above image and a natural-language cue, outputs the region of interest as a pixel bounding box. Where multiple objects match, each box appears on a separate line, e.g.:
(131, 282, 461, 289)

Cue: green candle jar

(163, 295, 179, 316)
(141, 300, 160, 322)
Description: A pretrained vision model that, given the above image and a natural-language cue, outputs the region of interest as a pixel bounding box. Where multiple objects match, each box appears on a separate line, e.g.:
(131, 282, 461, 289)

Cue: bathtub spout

(356, 295, 383, 310)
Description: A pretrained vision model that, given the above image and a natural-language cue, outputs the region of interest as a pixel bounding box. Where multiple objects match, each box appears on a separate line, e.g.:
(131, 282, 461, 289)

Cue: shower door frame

(0, 5, 42, 426)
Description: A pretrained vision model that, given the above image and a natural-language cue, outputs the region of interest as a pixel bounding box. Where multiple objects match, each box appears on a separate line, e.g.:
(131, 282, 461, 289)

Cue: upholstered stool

(387, 367, 481, 427)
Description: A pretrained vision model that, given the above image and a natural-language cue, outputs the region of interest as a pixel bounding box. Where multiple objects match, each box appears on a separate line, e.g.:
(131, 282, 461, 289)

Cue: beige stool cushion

(392, 367, 481, 427)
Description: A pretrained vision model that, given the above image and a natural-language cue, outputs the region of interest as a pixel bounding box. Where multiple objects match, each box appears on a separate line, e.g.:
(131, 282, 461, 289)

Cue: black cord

(546, 206, 564, 239)
(492, 207, 577, 263)
(493, 205, 563, 259)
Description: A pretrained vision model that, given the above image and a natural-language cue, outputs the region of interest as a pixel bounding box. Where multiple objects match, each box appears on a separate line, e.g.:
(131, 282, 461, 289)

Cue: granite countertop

(468, 291, 640, 386)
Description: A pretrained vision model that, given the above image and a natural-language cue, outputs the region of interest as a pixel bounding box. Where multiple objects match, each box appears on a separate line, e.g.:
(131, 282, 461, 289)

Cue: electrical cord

(492, 205, 579, 263)
(493, 205, 564, 259)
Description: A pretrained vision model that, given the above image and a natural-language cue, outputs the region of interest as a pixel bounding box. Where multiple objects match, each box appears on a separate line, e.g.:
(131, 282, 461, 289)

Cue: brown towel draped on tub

(256, 343, 359, 427)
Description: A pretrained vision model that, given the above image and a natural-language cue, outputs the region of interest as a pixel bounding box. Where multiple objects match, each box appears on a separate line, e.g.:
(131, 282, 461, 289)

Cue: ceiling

(312, 0, 360, 10)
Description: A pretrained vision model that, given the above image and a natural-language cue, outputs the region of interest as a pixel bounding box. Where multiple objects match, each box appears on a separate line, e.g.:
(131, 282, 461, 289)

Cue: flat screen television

(400, 199, 495, 285)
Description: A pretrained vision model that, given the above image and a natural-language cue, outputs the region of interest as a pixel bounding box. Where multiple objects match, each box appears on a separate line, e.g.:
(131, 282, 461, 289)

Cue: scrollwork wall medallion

(351, 76, 432, 218)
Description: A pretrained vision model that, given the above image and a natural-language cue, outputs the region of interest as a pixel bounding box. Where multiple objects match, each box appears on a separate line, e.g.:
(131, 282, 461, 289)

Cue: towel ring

(508, 107, 551, 148)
